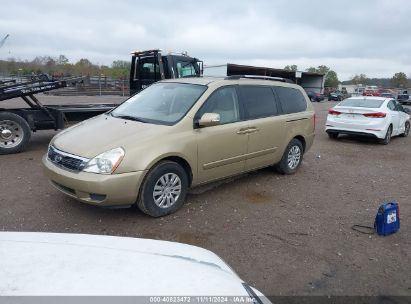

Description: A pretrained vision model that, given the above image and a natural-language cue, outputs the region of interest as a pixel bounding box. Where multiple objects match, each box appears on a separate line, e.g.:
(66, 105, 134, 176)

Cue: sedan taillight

(328, 109, 341, 115)
(363, 112, 386, 118)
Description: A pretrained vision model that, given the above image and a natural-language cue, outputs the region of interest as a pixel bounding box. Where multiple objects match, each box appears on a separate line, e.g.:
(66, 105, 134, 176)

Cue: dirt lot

(1, 95, 410, 297)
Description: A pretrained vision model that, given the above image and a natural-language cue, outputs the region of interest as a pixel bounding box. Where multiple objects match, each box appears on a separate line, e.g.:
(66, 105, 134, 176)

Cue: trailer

(203, 63, 325, 94)
(0, 75, 117, 155)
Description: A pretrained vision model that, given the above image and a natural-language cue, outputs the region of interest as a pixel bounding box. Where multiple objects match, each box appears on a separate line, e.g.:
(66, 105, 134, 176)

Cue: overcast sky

(1, 0, 410, 80)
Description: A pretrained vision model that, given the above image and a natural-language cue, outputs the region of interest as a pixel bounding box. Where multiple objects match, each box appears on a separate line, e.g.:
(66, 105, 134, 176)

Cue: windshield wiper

(111, 113, 147, 123)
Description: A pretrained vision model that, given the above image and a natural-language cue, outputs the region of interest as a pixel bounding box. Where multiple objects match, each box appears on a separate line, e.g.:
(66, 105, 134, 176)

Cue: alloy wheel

(152, 173, 182, 208)
(287, 145, 301, 170)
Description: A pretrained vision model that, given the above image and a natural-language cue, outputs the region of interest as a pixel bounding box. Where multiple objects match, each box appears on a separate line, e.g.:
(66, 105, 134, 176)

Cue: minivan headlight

(83, 147, 125, 174)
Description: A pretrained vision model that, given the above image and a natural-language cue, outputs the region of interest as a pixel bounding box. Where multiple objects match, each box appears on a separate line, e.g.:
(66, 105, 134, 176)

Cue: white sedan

(0, 232, 271, 303)
(325, 97, 410, 144)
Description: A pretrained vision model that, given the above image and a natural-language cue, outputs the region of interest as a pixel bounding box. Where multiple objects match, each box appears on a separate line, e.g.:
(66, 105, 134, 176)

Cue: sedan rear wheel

(400, 121, 410, 137)
(380, 125, 392, 145)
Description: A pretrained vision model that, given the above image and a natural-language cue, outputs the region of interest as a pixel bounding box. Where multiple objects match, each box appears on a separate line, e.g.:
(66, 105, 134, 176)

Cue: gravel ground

(1, 95, 410, 297)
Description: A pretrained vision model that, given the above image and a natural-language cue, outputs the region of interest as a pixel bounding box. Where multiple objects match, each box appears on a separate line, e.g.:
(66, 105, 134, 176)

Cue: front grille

(48, 146, 89, 172)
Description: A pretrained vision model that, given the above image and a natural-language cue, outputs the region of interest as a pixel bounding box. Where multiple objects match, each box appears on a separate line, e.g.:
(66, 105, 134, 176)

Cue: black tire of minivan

(137, 161, 189, 217)
(275, 139, 304, 175)
(0, 112, 31, 155)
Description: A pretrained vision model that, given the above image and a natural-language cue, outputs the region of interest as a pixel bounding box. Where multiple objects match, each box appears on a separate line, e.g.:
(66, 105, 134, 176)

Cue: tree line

(0, 55, 131, 79)
(284, 65, 409, 89)
(344, 72, 409, 88)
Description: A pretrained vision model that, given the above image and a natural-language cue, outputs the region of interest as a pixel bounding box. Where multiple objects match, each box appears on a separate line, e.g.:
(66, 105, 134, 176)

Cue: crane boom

(0, 34, 10, 49)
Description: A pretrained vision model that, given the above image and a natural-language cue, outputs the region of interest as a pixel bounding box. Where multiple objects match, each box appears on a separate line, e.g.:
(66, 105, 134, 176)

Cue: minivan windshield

(111, 83, 207, 125)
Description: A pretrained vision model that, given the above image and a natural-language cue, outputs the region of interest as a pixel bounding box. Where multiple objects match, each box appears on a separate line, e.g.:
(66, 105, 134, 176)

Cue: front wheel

(400, 121, 410, 137)
(137, 161, 189, 217)
(275, 139, 303, 175)
(380, 125, 392, 145)
(0, 112, 31, 155)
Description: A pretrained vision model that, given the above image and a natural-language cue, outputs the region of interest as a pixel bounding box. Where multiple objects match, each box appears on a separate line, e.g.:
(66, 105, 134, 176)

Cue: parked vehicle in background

(326, 97, 410, 144)
(129, 49, 203, 95)
(398, 90, 410, 105)
(380, 92, 395, 99)
(328, 90, 346, 101)
(0, 232, 270, 302)
(43, 76, 315, 217)
(378, 89, 393, 95)
(352, 87, 365, 97)
(363, 89, 380, 96)
(305, 90, 325, 102)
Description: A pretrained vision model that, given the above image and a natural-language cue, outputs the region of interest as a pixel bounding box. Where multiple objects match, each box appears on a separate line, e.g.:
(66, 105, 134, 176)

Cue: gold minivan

(43, 76, 315, 217)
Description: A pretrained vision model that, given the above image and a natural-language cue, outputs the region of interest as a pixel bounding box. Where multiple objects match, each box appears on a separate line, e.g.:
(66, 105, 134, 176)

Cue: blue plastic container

(374, 202, 400, 236)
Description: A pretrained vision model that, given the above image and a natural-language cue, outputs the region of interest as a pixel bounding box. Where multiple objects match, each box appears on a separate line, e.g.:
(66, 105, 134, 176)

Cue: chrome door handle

(236, 129, 249, 134)
(247, 127, 260, 133)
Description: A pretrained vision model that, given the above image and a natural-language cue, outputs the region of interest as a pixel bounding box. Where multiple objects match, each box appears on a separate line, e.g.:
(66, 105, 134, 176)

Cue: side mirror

(198, 113, 220, 127)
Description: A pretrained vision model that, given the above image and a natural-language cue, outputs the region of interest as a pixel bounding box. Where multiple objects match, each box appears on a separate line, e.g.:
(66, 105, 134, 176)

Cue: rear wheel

(328, 132, 339, 139)
(137, 161, 188, 217)
(0, 112, 31, 155)
(380, 125, 392, 145)
(400, 121, 410, 137)
(276, 139, 303, 175)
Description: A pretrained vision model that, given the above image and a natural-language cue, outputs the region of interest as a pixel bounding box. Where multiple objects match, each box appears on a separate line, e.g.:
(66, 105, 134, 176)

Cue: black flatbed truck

(1, 50, 204, 155)
(0, 75, 117, 154)
(129, 49, 203, 95)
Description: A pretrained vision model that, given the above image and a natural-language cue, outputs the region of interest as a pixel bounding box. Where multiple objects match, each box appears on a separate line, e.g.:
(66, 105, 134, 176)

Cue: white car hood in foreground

(0, 232, 261, 297)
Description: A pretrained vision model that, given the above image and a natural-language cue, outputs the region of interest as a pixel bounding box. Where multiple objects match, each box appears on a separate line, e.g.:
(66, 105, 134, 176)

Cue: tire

(275, 139, 304, 175)
(137, 161, 189, 217)
(0, 112, 31, 155)
(400, 121, 410, 137)
(380, 125, 392, 145)
(328, 132, 339, 139)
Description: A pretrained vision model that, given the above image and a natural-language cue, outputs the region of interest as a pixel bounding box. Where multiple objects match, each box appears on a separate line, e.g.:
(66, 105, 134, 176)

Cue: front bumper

(43, 155, 146, 206)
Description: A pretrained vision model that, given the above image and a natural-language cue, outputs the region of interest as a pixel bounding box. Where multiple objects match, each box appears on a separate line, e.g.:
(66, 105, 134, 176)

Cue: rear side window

(238, 86, 278, 119)
(387, 100, 395, 110)
(275, 87, 307, 114)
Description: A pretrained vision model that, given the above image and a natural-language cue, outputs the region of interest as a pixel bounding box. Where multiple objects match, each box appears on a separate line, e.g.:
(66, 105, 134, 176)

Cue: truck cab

(129, 49, 203, 95)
